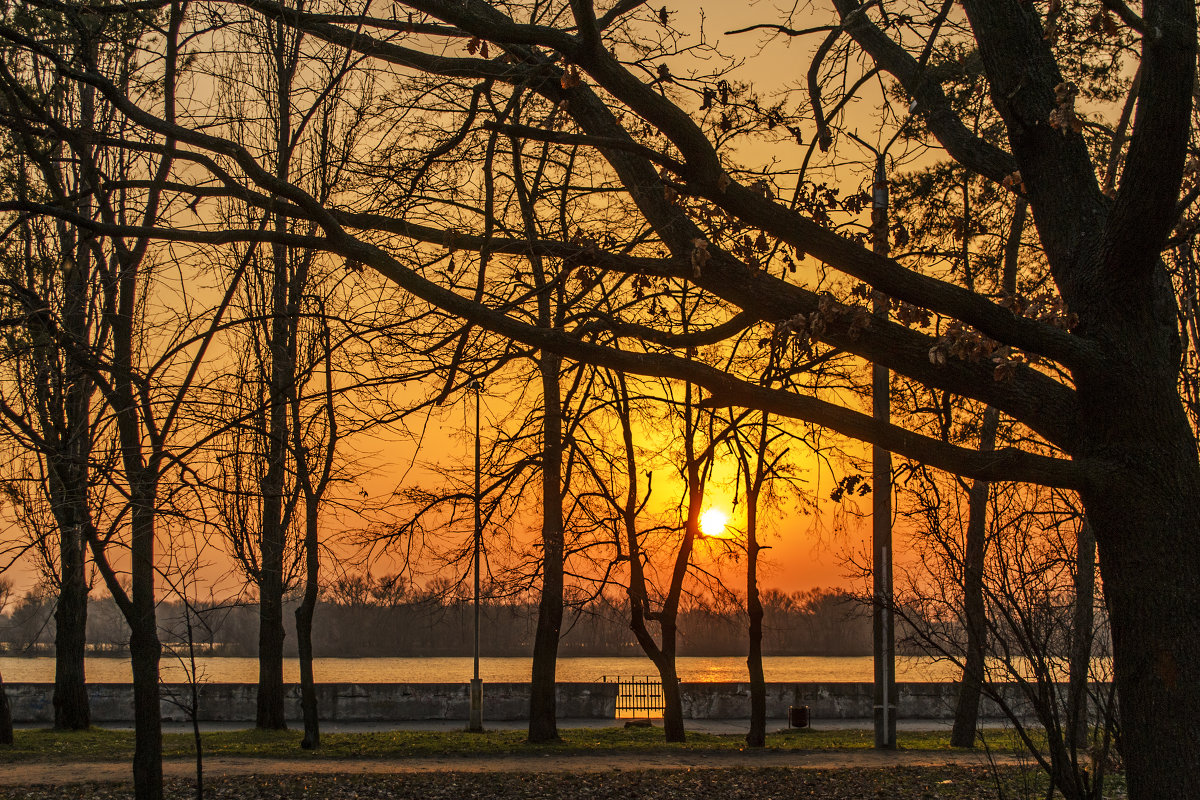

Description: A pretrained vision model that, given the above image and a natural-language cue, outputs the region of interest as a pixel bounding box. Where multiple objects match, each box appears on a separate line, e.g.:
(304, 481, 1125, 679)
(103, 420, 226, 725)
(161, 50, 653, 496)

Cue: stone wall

(678, 682, 1022, 719)
(5, 682, 617, 723)
(6, 681, 1038, 723)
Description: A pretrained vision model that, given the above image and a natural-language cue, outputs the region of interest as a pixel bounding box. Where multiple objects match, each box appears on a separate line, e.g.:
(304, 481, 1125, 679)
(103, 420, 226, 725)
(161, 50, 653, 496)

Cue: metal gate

(601, 675, 664, 718)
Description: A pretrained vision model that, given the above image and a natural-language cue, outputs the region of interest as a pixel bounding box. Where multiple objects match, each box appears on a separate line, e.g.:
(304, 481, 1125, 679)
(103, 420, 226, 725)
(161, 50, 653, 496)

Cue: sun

(699, 508, 730, 538)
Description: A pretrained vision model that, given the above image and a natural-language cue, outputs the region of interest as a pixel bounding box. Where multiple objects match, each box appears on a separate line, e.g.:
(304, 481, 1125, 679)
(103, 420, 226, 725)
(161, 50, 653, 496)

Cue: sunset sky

(0, 3, 894, 604)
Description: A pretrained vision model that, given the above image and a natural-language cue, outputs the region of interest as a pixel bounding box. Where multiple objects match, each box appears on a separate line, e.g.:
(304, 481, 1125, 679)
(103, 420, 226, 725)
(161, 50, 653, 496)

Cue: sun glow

(699, 508, 731, 538)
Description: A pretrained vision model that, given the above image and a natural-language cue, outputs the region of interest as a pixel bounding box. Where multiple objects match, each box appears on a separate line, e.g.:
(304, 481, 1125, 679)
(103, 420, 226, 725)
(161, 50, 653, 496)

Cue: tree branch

(831, 0, 1018, 184)
(1105, 0, 1197, 278)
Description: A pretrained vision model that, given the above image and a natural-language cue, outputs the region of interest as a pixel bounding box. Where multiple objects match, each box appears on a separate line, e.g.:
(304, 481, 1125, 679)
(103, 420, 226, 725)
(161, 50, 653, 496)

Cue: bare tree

(0, 14, 121, 732)
(597, 362, 735, 743)
(898, 480, 1113, 800)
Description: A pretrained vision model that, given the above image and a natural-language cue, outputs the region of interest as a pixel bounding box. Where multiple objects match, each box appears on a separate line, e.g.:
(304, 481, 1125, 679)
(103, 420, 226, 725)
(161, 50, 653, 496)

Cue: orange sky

(0, 3, 898, 605)
(359, 385, 873, 598)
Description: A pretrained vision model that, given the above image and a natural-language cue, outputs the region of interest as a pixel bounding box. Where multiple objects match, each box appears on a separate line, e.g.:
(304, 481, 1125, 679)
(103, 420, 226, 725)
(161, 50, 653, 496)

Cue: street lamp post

(871, 152, 896, 749)
(468, 379, 483, 732)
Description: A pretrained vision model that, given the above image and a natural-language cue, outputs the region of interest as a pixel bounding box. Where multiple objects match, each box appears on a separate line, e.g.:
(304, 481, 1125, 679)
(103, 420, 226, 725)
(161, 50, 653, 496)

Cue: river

(0, 654, 970, 683)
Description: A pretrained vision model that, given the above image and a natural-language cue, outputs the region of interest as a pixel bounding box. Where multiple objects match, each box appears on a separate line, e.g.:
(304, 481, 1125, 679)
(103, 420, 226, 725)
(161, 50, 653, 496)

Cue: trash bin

(788, 705, 810, 728)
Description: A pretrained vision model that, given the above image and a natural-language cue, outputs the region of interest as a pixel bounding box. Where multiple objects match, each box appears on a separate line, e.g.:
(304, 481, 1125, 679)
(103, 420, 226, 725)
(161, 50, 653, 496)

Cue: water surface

(0, 654, 963, 683)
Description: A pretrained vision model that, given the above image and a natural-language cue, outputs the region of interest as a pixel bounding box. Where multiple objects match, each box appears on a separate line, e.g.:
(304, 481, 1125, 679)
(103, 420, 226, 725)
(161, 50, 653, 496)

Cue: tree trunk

(129, 496, 163, 800)
(656, 479, 701, 745)
(109, 220, 163, 800)
(0, 668, 13, 746)
(950, 473, 988, 747)
(651, 382, 705, 746)
(528, 352, 564, 743)
(745, 536, 766, 747)
(45, 37, 96, 735)
(951, 405, 999, 747)
(130, 616, 163, 800)
(638, 381, 704, 746)
(1067, 519, 1095, 757)
(657, 645, 684, 743)
(256, 25, 298, 730)
(293, 303, 337, 750)
(53, 514, 90, 730)
(256, 557, 287, 730)
(871, 369, 895, 750)
(255, 243, 291, 730)
(615, 372, 684, 742)
(744, 424, 766, 748)
(1086, 483, 1200, 800)
(255, 214, 293, 731)
(296, 501, 321, 749)
(951, 199, 1019, 749)
(1076, 328, 1200, 800)
(49, 256, 95, 732)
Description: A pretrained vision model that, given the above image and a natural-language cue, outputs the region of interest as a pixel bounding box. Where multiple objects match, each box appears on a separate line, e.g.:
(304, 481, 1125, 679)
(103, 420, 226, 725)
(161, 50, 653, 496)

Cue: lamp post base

(469, 678, 484, 732)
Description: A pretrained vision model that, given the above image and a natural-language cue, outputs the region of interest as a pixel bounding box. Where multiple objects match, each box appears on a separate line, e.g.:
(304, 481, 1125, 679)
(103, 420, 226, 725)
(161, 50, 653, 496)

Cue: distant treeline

(0, 582, 872, 658)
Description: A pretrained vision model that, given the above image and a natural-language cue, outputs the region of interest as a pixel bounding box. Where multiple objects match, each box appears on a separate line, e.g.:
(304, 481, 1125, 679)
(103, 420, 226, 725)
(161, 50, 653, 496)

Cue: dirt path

(9, 750, 1019, 786)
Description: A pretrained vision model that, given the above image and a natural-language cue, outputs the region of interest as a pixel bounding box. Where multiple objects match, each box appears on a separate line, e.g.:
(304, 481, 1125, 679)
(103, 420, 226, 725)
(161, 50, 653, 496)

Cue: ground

(0, 749, 1061, 799)
(0, 724, 1113, 798)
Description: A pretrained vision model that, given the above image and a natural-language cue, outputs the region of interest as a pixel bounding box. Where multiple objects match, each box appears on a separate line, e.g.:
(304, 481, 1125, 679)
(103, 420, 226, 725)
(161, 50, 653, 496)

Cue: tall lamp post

(467, 379, 484, 732)
(847, 129, 900, 750)
(870, 152, 896, 749)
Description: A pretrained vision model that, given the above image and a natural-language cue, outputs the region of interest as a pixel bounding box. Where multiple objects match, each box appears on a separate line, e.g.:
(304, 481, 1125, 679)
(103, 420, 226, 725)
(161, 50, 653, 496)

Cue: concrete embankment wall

(678, 682, 1018, 719)
(5, 681, 1023, 724)
(5, 682, 618, 724)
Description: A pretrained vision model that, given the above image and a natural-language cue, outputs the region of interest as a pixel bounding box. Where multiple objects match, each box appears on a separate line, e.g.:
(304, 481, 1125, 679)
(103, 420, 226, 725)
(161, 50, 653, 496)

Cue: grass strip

(0, 725, 1012, 763)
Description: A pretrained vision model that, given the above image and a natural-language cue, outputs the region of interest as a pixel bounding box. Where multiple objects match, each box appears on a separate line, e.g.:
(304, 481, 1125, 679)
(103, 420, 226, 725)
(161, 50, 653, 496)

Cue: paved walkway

(7, 747, 1017, 787)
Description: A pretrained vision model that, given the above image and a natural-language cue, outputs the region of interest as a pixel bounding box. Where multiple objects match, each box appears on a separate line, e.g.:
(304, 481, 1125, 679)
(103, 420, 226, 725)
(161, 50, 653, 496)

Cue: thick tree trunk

(528, 592, 562, 742)
(1086, 487, 1200, 800)
(256, 566, 287, 730)
(129, 497, 163, 800)
(130, 616, 163, 800)
(1075, 297, 1200, 800)
(108, 221, 163, 800)
(528, 352, 564, 743)
(50, 258, 95, 732)
(53, 514, 90, 730)
(255, 241, 291, 731)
